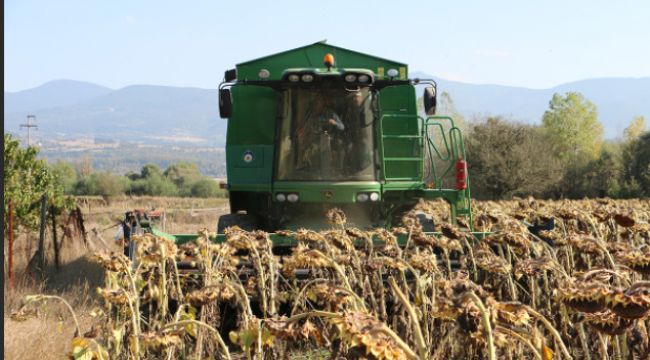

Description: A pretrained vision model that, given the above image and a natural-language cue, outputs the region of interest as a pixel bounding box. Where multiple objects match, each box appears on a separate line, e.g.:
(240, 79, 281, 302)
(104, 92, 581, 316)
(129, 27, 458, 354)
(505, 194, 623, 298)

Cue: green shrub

(74, 172, 126, 197)
(190, 178, 222, 198)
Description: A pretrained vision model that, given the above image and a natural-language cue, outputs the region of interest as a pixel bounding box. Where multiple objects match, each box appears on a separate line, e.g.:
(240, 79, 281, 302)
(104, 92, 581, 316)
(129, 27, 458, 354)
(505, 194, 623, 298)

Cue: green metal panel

(382, 182, 424, 191)
(378, 85, 422, 182)
(226, 144, 274, 185)
(236, 42, 407, 81)
(226, 85, 278, 188)
(273, 181, 381, 203)
(164, 229, 492, 246)
(227, 85, 278, 145)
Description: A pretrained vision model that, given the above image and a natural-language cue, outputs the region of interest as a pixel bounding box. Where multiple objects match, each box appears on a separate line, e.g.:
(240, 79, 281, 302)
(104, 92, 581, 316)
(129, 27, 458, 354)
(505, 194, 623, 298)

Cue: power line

(20, 114, 38, 146)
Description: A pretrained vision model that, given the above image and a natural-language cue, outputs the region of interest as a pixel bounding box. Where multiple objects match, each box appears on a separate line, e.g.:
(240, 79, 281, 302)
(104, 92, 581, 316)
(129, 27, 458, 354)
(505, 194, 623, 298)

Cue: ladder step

(384, 157, 423, 161)
(382, 135, 423, 139)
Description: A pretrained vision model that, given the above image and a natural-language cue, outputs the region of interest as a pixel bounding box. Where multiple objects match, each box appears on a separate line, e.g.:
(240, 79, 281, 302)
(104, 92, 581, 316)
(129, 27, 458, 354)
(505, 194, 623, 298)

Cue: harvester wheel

(415, 211, 436, 232)
(217, 213, 258, 233)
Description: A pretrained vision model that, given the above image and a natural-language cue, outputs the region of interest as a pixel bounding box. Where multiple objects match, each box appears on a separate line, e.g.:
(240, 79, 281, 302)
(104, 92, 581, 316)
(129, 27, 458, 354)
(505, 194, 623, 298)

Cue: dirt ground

(3, 196, 229, 359)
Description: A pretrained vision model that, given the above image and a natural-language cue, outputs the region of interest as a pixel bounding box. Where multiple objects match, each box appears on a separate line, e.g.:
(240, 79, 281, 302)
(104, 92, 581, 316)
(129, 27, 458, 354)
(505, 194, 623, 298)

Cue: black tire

(415, 212, 436, 232)
(423, 86, 437, 115)
(219, 89, 232, 118)
(217, 213, 259, 233)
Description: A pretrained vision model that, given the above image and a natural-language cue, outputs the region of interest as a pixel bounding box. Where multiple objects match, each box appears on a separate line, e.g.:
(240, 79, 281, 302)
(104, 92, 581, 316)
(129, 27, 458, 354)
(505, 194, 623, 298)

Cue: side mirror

(219, 89, 232, 118)
(224, 69, 237, 82)
(423, 86, 437, 115)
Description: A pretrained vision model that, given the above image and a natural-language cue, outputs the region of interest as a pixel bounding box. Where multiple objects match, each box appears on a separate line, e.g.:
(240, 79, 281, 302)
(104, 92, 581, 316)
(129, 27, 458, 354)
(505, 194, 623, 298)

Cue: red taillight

(455, 159, 467, 190)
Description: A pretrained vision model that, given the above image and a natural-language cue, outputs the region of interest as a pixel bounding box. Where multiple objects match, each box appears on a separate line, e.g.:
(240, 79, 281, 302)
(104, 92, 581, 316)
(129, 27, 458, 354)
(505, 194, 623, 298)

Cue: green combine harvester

(144, 41, 490, 246)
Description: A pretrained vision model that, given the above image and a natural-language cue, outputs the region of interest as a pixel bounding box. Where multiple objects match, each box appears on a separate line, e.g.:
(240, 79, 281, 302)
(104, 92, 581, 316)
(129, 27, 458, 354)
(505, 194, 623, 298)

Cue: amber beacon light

(323, 53, 335, 69)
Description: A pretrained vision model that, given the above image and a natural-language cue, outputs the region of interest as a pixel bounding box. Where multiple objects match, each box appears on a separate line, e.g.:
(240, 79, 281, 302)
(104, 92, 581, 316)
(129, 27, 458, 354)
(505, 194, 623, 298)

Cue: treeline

(49, 160, 226, 198)
(456, 92, 649, 199)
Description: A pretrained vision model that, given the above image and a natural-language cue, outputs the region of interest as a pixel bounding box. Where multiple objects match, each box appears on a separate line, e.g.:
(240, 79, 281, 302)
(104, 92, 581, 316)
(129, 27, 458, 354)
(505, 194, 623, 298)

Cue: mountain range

(5, 76, 650, 145)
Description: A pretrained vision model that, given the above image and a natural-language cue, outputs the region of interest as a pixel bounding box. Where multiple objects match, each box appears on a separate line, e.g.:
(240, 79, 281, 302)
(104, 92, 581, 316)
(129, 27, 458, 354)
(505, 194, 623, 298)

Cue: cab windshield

(276, 85, 376, 181)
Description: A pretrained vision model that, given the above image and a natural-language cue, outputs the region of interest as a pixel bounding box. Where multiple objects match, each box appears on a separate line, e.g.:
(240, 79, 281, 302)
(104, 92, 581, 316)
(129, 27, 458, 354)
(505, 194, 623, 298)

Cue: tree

(563, 150, 623, 198)
(164, 162, 202, 195)
(190, 179, 222, 198)
(140, 163, 163, 179)
(466, 117, 563, 199)
(623, 116, 646, 142)
(541, 92, 604, 162)
(76, 155, 94, 177)
(74, 172, 126, 197)
(621, 130, 650, 196)
(436, 91, 466, 130)
(4, 134, 72, 230)
(49, 160, 77, 194)
(129, 177, 177, 196)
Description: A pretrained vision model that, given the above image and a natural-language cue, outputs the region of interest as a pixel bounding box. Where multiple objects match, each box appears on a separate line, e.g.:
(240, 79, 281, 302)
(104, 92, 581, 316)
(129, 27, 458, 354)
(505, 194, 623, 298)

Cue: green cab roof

(235, 41, 408, 81)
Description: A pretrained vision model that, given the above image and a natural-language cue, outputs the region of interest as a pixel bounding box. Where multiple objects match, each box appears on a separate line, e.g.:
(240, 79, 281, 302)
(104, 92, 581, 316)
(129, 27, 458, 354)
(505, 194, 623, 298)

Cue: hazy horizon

(6, 74, 650, 94)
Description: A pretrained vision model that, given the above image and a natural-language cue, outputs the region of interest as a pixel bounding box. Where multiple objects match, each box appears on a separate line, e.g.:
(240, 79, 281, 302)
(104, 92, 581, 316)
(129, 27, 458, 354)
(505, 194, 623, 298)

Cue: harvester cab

(217, 41, 472, 235)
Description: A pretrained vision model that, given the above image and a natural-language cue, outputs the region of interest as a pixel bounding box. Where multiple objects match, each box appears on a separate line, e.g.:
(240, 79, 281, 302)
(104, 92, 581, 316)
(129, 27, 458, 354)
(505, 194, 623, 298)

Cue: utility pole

(20, 114, 38, 146)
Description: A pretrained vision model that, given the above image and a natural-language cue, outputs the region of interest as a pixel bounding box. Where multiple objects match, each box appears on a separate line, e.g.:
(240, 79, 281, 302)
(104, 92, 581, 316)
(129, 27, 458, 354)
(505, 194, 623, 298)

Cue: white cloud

(125, 15, 136, 24)
(475, 48, 510, 58)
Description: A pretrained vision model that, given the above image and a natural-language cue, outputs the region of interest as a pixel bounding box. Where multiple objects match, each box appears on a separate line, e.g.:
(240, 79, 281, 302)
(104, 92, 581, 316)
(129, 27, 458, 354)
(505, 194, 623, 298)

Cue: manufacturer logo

(242, 150, 254, 163)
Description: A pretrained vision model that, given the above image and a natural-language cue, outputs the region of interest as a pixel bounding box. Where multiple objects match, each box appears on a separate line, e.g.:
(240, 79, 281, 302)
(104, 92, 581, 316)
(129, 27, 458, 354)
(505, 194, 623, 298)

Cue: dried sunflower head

(537, 229, 565, 246)
(616, 250, 650, 275)
(559, 281, 612, 313)
(97, 288, 129, 306)
(185, 284, 235, 306)
(605, 282, 650, 319)
(345, 227, 369, 239)
(224, 227, 254, 250)
(136, 331, 182, 351)
(323, 230, 353, 251)
(473, 248, 511, 275)
(281, 245, 332, 277)
(89, 252, 129, 272)
(613, 212, 636, 228)
(374, 228, 398, 246)
(493, 301, 530, 327)
(306, 282, 354, 311)
(568, 233, 603, 254)
(294, 229, 327, 243)
(401, 212, 423, 232)
(514, 257, 555, 279)
(583, 310, 636, 335)
(365, 256, 408, 272)
(412, 230, 436, 248)
(263, 316, 301, 342)
(330, 311, 410, 360)
(440, 223, 465, 240)
(326, 207, 347, 226)
(408, 251, 439, 274)
(134, 234, 178, 264)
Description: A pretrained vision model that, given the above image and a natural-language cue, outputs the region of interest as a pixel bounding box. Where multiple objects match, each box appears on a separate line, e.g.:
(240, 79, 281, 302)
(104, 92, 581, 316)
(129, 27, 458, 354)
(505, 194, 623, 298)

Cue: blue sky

(4, 0, 650, 91)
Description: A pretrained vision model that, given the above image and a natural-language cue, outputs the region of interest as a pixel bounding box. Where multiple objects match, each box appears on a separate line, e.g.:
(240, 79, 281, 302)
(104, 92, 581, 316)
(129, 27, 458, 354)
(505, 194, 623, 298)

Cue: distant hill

(5, 83, 226, 146)
(413, 72, 650, 137)
(5, 76, 650, 144)
(4, 80, 113, 113)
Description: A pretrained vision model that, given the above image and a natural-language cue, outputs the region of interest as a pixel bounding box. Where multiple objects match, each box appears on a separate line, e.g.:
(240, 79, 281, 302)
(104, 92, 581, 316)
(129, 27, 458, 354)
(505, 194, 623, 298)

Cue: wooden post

(37, 194, 48, 273)
(8, 200, 14, 290)
(51, 207, 60, 269)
